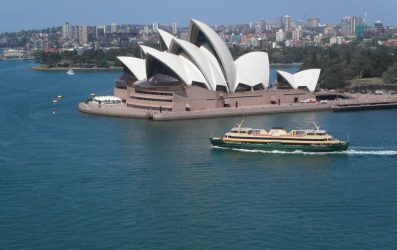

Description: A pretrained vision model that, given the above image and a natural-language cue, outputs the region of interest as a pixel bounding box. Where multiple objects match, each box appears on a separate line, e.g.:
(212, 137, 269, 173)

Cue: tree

(383, 63, 397, 84)
(42, 52, 61, 67)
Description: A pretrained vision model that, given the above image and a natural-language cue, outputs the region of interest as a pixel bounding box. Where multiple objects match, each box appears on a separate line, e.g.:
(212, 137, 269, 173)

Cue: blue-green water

(1, 61, 397, 249)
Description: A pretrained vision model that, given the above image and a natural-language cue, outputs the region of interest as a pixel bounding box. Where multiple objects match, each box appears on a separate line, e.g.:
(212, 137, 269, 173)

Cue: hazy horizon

(0, 0, 396, 33)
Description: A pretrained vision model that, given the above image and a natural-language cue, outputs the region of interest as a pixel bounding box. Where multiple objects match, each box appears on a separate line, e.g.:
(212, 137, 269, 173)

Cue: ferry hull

(210, 138, 349, 152)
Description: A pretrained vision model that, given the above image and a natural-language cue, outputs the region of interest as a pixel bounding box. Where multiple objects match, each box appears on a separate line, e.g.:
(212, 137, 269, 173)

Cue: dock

(79, 94, 397, 120)
(332, 101, 397, 112)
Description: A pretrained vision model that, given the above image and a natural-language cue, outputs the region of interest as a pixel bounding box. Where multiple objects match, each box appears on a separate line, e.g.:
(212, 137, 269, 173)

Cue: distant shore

(1, 57, 34, 61)
(32, 65, 123, 72)
(32, 63, 301, 72)
(270, 63, 303, 66)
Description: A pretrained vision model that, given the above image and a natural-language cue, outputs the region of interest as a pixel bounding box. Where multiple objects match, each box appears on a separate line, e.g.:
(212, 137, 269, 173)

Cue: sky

(0, 0, 396, 33)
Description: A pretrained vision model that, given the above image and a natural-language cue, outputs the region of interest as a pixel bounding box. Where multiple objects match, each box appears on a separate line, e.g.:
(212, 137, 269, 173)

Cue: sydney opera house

(82, 19, 322, 118)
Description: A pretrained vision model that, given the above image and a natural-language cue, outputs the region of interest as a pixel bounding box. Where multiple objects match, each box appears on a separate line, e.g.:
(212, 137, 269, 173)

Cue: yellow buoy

(52, 99, 58, 104)
(57, 95, 62, 99)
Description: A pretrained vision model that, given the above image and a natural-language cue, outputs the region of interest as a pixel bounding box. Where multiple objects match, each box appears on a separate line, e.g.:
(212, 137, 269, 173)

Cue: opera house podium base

(79, 87, 333, 121)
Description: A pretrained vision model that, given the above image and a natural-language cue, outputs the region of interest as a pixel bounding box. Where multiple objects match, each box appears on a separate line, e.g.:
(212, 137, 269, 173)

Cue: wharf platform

(332, 101, 397, 112)
(79, 94, 397, 121)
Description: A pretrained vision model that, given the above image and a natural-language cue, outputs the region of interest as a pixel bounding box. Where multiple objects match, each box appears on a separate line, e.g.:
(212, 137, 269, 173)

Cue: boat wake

(212, 146, 397, 156)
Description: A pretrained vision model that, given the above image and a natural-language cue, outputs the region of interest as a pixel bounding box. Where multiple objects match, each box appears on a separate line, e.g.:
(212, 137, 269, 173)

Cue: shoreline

(270, 63, 303, 66)
(32, 65, 123, 72)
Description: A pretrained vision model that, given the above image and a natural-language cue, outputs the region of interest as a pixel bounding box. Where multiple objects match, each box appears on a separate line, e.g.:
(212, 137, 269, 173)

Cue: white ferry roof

(304, 129, 326, 134)
(231, 127, 252, 132)
(93, 96, 121, 102)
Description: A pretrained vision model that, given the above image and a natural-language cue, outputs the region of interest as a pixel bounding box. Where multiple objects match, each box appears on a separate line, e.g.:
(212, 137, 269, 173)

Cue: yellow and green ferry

(210, 121, 349, 152)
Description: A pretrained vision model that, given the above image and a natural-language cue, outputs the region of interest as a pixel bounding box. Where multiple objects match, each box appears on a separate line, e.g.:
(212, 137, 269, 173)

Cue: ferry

(210, 121, 349, 152)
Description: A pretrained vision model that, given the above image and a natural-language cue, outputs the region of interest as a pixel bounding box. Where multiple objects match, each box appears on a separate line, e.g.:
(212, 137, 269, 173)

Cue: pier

(332, 101, 397, 112)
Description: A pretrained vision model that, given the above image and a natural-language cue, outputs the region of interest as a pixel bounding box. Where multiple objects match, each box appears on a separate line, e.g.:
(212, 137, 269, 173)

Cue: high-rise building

(265, 23, 273, 31)
(276, 29, 284, 42)
(355, 17, 365, 37)
(255, 24, 262, 34)
(282, 15, 292, 31)
(62, 22, 71, 40)
(111, 22, 117, 33)
(96, 25, 106, 38)
(324, 25, 337, 36)
(374, 20, 383, 29)
(71, 26, 79, 40)
(330, 36, 343, 45)
(152, 21, 159, 33)
(143, 25, 149, 34)
(306, 18, 320, 28)
(172, 22, 178, 35)
(241, 35, 247, 46)
(79, 25, 88, 45)
(374, 20, 385, 34)
(340, 16, 356, 36)
(314, 34, 323, 46)
(275, 17, 282, 29)
(292, 26, 302, 41)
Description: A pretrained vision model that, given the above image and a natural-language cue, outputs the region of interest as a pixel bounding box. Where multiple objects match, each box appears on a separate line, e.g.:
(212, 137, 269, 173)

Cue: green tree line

(300, 43, 397, 89)
(230, 43, 397, 89)
(34, 45, 142, 68)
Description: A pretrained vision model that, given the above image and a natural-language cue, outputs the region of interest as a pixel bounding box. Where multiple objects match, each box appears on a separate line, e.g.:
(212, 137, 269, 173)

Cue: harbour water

(1, 61, 397, 249)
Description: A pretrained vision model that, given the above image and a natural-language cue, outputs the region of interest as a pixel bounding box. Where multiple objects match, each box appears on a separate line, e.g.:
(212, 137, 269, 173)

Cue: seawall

(79, 102, 332, 121)
(79, 94, 397, 121)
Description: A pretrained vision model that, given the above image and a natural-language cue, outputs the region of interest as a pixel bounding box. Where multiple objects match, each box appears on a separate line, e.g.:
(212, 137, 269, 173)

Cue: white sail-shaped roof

(141, 45, 190, 84)
(277, 69, 321, 92)
(115, 19, 272, 93)
(294, 69, 321, 92)
(234, 52, 270, 91)
(169, 38, 226, 91)
(179, 54, 210, 89)
(117, 56, 147, 80)
(235, 67, 251, 89)
(140, 45, 209, 89)
(158, 29, 175, 51)
(189, 19, 237, 91)
(277, 71, 295, 87)
(199, 45, 228, 90)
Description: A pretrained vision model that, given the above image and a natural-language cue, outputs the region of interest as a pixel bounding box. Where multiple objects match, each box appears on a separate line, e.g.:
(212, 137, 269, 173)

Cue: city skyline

(0, 0, 397, 33)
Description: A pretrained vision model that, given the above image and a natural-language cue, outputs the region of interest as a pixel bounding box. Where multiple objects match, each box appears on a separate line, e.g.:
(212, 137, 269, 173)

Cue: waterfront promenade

(79, 93, 397, 121)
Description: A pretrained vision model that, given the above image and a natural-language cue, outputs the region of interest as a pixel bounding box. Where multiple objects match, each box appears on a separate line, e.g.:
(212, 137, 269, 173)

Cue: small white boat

(66, 68, 75, 75)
